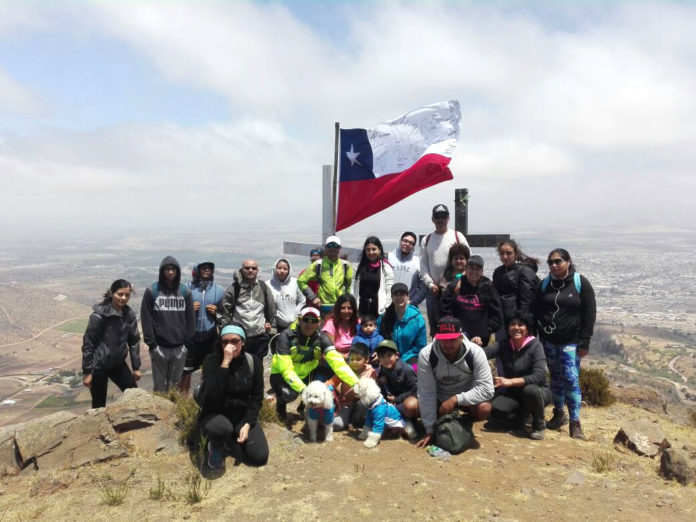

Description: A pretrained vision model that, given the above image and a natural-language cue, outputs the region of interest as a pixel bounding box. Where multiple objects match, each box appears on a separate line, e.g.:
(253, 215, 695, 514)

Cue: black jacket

(440, 276, 503, 346)
(378, 358, 417, 403)
(82, 303, 141, 374)
(199, 350, 264, 427)
(484, 336, 548, 386)
(533, 267, 596, 351)
(492, 263, 538, 323)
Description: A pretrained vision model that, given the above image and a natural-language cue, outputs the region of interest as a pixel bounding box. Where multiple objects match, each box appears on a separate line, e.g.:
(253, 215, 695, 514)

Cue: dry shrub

(155, 390, 200, 445)
(590, 450, 619, 473)
(580, 367, 615, 406)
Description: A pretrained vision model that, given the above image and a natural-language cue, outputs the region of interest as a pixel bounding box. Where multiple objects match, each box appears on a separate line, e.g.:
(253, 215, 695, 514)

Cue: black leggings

(490, 383, 552, 431)
(90, 362, 137, 409)
(201, 414, 268, 466)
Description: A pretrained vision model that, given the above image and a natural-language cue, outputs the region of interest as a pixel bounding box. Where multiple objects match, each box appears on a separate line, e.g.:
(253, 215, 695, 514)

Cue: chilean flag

(336, 100, 461, 232)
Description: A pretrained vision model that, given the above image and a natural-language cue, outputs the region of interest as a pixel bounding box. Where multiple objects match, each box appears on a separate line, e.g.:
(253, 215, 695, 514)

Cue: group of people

(81, 203, 596, 469)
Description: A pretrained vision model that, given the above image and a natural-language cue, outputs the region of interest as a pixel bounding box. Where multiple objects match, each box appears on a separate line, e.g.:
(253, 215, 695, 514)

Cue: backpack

(151, 282, 189, 298)
(424, 230, 463, 248)
(193, 352, 255, 406)
(232, 278, 272, 322)
(314, 259, 350, 289)
(429, 344, 475, 372)
(434, 411, 474, 454)
(540, 272, 581, 294)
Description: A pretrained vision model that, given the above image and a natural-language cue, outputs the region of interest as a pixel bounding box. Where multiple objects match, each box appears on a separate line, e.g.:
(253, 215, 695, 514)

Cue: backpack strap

(258, 279, 272, 323)
(150, 282, 188, 298)
(540, 276, 550, 292)
(429, 344, 474, 372)
(541, 274, 581, 294)
(424, 233, 431, 248)
(245, 352, 254, 375)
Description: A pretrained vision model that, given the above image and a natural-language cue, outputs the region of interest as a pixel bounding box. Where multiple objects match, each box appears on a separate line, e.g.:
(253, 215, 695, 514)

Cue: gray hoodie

(417, 338, 494, 434)
(267, 258, 305, 329)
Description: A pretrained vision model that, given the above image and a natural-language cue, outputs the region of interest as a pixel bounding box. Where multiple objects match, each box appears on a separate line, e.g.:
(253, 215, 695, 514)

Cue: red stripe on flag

(336, 153, 453, 231)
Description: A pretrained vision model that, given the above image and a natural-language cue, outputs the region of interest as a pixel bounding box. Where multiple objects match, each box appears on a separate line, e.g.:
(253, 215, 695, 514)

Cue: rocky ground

(1, 399, 694, 522)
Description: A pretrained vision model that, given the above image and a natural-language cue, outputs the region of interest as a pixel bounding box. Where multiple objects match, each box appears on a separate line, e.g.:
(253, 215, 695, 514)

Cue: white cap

(325, 235, 342, 247)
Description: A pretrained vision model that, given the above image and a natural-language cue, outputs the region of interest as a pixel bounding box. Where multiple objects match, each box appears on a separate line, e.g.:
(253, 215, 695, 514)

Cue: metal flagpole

(332, 122, 339, 233)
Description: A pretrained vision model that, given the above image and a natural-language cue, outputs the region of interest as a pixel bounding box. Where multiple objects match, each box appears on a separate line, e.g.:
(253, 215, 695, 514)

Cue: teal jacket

(377, 304, 427, 364)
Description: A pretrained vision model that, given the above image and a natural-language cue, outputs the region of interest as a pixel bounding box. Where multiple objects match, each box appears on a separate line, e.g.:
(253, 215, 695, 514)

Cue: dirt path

(0, 315, 84, 349)
(668, 355, 688, 383)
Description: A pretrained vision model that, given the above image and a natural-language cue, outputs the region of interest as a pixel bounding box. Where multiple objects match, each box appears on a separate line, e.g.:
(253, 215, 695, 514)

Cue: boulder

(105, 388, 176, 432)
(14, 409, 127, 471)
(0, 427, 18, 477)
(613, 421, 669, 457)
(660, 447, 696, 485)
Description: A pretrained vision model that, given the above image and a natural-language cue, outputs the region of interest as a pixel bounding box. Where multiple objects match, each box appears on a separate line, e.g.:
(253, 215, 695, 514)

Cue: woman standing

(321, 293, 359, 359)
(82, 279, 141, 408)
(199, 324, 268, 470)
(268, 258, 306, 333)
(534, 248, 596, 440)
(353, 236, 394, 316)
(377, 283, 427, 370)
(492, 239, 538, 326)
(483, 313, 551, 440)
(440, 255, 503, 347)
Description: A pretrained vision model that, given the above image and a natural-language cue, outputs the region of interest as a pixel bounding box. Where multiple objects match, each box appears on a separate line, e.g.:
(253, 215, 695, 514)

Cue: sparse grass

(148, 474, 173, 501)
(35, 396, 76, 408)
(258, 398, 284, 425)
(185, 471, 210, 504)
(155, 389, 200, 445)
(590, 450, 619, 474)
(689, 410, 696, 428)
(354, 463, 365, 473)
(100, 469, 134, 506)
(580, 367, 616, 406)
(55, 318, 89, 334)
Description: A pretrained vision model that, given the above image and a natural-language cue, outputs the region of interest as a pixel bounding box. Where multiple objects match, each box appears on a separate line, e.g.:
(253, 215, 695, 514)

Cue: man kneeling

(415, 316, 494, 450)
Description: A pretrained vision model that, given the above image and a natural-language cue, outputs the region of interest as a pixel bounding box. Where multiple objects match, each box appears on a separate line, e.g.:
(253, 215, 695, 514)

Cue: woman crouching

(483, 312, 552, 440)
(198, 324, 268, 470)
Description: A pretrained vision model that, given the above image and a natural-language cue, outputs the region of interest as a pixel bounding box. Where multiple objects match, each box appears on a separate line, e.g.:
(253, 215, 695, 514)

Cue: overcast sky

(0, 1, 693, 240)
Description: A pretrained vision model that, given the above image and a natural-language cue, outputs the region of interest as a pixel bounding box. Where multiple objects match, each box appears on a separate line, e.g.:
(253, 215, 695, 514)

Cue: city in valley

(0, 228, 695, 427)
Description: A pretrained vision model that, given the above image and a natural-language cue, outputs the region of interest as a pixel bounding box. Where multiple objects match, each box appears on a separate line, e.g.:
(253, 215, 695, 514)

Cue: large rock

(660, 447, 696, 485)
(613, 420, 669, 457)
(105, 388, 176, 432)
(0, 427, 18, 477)
(13, 409, 127, 471)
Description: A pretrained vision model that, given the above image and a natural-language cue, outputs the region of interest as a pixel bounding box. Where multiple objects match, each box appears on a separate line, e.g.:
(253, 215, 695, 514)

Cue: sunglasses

(301, 317, 319, 324)
(242, 266, 258, 271)
(547, 258, 564, 266)
(326, 243, 340, 248)
(221, 338, 243, 346)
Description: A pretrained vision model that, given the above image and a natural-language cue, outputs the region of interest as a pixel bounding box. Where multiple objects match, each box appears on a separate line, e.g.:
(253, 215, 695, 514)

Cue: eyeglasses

(221, 338, 243, 346)
(401, 239, 416, 246)
(242, 266, 258, 271)
(547, 258, 564, 266)
(301, 317, 319, 324)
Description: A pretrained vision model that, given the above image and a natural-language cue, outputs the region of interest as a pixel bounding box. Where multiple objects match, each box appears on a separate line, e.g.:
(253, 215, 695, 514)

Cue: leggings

(542, 340, 581, 421)
(490, 384, 552, 431)
(90, 362, 137, 409)
(201, 414, 269, 466)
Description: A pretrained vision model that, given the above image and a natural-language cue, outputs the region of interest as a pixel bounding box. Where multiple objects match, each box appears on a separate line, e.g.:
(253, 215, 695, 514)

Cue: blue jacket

(377, 304, 427, 364)
(352, 324, 385, 357)
(188, 271, 225, 340)
(365, 396, 405, 434)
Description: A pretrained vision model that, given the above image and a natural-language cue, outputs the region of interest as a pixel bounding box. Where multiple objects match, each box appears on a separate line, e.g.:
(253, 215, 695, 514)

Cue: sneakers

(207, 441, 225, 470)
(529, 429, 545, 440)
(404, 420, 417, 441)
(546, 408, 569, 430)
(569, 420, 586, 440)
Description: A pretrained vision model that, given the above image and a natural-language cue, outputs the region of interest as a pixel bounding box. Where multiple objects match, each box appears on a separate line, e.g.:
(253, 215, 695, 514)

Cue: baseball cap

(391, 282, 409, 295)
(435, 316, 464, 340)
(299, 306, 321, 319)
(375, 340, 398, 355)
(432, 204, 449, 217)
(325, 235, 342, 248)
(467, 255, 484, 268)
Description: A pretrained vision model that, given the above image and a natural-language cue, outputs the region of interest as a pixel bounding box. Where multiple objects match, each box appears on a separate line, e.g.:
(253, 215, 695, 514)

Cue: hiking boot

(546, 408, 569, 430)
(207, 441, 225, 470)
(276, 401, 287, 420)
(569, 420, 586, 440)
(529, 429, 545, 440)
(404, 420, 417, 441)
(296, 401, 306, 415)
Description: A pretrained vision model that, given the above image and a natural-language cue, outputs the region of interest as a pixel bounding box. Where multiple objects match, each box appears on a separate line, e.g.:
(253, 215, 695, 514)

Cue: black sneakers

(546, 408, 569, 430)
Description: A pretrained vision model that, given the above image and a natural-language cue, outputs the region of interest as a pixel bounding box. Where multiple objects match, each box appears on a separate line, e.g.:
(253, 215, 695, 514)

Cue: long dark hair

(498, 239, 539, 273)
(356, 236, 385, 276)
(379, 303, 396, 340)
(329, 293, 358, 336)
(443, 243, 471, 282)
(100, 279, 133, 306)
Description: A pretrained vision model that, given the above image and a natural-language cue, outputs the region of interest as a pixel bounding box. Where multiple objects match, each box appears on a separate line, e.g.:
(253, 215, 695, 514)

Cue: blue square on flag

(339, 128, 374, 182)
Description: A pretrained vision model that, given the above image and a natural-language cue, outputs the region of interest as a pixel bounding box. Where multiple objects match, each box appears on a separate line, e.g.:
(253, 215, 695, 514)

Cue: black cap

(435, 316, 464, 340)
(391, 282, 409, 295)
(467, 255, 484, 267)
(432, 204, 449, 217)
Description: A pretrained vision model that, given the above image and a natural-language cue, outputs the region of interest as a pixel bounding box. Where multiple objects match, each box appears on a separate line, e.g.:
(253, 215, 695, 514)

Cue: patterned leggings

(542, 340, 581, 421)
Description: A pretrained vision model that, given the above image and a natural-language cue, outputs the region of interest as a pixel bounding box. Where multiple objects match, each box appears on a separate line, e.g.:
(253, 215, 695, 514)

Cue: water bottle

(426, 445, 451, 460)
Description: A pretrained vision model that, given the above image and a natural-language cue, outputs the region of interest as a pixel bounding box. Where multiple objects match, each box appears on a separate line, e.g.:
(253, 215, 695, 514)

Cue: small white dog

(302, 380, 335, 443)
(353, 377, 416, 448)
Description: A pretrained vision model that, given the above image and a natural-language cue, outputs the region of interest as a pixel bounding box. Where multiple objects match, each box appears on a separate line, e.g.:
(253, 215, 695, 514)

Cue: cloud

(0, 70, 41, 115)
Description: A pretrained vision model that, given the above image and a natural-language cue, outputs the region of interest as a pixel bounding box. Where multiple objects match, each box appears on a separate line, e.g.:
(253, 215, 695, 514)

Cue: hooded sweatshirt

(189, 262, 225, 341)
(417, 338, 494, 434)
(267, 258, 306, 329)
(141, 256, 196, 349)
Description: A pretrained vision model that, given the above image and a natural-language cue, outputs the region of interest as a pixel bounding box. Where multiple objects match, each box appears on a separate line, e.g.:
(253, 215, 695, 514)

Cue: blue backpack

(540, 272, 581, 294)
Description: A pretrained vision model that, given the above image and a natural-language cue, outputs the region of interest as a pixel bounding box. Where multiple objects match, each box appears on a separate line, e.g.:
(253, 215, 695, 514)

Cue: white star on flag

(346, 144, 362, 166)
